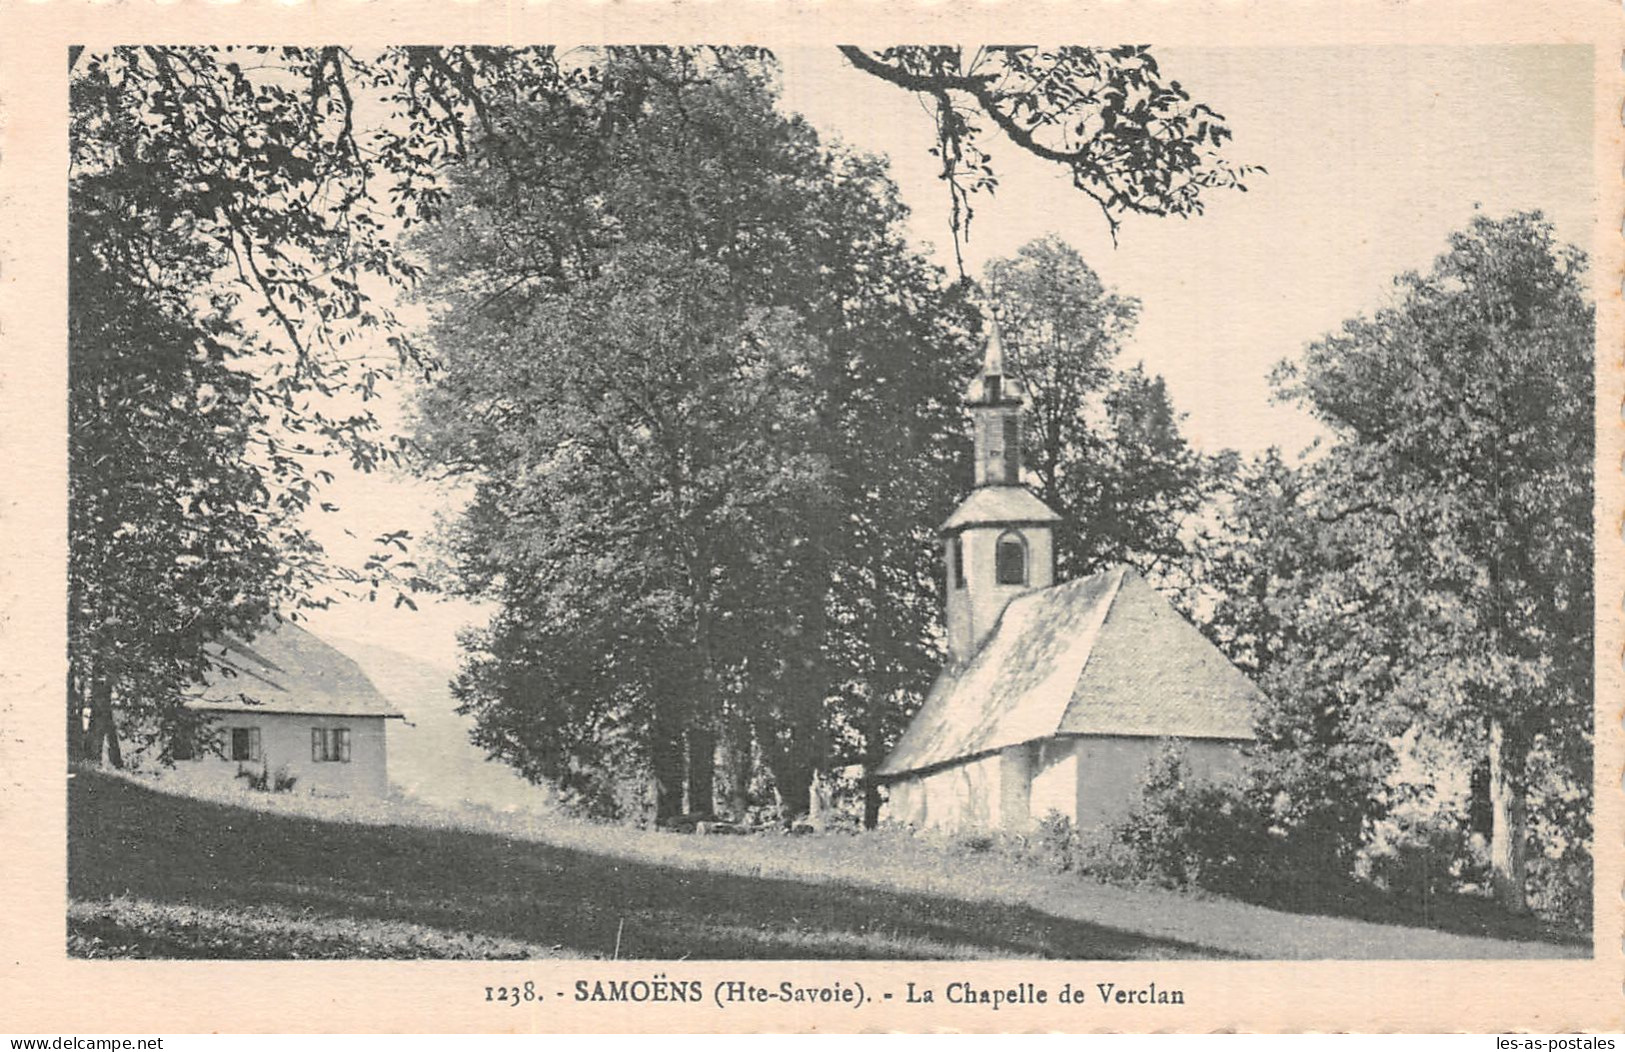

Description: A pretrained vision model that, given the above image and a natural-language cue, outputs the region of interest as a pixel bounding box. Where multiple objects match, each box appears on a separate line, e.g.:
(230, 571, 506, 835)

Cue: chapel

(878, 323, 1261, 832)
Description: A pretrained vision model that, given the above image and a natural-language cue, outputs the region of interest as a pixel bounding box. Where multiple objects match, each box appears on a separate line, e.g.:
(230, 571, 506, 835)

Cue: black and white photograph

(57, 40, 1598, 964)
(1, 6, 1617, 1034)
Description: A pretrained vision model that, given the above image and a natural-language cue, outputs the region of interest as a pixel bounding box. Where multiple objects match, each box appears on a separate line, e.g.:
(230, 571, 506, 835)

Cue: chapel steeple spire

(966, 316, 1027, 488)
(939, 314, 1062, 664)
(982, 313, 1008, 377)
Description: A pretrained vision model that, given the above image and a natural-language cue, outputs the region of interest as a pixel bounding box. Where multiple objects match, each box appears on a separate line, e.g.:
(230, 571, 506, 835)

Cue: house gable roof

(878, 566, 1260, 778)
(187, 620, 404, 719)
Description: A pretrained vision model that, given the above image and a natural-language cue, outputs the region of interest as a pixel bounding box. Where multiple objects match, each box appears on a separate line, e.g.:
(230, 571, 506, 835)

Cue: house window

(996, 531, 1028, 585)
(312, 727, 352, 763)
(230, 727, 261, 762)
(950, 535, 965, 589)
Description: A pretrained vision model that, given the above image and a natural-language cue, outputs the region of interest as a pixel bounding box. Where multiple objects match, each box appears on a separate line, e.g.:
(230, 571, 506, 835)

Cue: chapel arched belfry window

(995, 530, 1028, 586)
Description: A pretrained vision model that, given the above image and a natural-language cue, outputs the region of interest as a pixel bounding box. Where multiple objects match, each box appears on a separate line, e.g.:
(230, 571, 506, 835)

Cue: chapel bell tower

(941, 318, 1062, 665)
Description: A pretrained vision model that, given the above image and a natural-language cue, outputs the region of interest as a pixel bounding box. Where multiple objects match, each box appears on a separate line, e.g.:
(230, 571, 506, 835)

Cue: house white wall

(884, 734, 1246, 834)
(171, 711, 391, 798)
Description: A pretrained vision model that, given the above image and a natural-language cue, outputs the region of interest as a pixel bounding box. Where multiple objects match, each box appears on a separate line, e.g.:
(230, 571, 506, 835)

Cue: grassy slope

(68, 769, 1588, 961)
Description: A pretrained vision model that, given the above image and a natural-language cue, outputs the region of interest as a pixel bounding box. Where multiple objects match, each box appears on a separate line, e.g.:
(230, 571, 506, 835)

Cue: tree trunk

(806, 769, 833, 831)
(650, 718, 689, 825)
(770, 661, 827, 822)
(86, 674, 122, 768)
(777, 757, 813, 820)
(721, 712, 752, 819)
(861, 671, 890, 832)
(685, 725, 716, 817)
(1488, 717, 1529, 913)
(862, 540, 896, 831)
(683, 563, 721, 819)
(67, 676, 86, 762)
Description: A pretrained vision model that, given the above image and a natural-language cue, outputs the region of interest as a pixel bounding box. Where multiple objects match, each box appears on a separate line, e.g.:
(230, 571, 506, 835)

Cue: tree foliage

(411, 51, 977, 820)
(69, 47, 464, 762)
(986, 236, 1220, 589)
(839, 46, 1260, 266)
(1200, 212, 1593, 914)
(1197, 451, 1402, 874)
(68, 43, 1252, 790)
(436, 250, 829, 816)
(68, 182, 281, 765)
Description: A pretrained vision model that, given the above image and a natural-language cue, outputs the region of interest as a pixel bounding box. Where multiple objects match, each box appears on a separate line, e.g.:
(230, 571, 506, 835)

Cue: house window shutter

(312, 728, 324, 762)
(248, 727, 262, 762)
(337, 728, 351, 763)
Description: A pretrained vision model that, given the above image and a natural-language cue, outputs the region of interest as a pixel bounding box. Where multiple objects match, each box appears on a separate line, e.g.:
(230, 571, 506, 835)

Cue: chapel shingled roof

(940, 485, 1064, 534)
(878, 566, 1260, 778)
(187, 620, 404, 719)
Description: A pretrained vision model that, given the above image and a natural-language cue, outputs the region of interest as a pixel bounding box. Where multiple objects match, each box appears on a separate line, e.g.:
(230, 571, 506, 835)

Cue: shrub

(818, 767, 871, 832)
(234, 763, 299, 795)
(1071, 826, 1148, 884)
(1030, 810, 1080, 872)
(235, 764, 269, 792)
(1527, 848, 1592, 931)
(1098, 744, 1279, 898)
(1363, 814, 1475, 901)
(952, 831, 997, 855)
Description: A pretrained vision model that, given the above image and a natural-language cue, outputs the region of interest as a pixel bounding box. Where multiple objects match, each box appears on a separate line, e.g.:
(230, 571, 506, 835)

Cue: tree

(1196, 450, 1405, 876)
(1207, 212, 1593, 912)
(800, 174, 976, 825)
(69, 46, 480, 762)
(69, 43, 1251, 782)
(837, 47, 1259, 268)
(428, 249, 827, 819)
(413, 51, 979, 822)
(68, 187, 281, 766)
(985, 236, 1216, 587)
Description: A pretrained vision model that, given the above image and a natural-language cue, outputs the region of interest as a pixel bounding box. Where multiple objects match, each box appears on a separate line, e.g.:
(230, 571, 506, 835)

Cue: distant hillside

(321, 636, 559, 814)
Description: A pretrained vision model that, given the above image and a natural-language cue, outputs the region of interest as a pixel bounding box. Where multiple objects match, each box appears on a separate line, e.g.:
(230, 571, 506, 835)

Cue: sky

(780, 45, 1595, 454)
(307, 44, 1596, 656)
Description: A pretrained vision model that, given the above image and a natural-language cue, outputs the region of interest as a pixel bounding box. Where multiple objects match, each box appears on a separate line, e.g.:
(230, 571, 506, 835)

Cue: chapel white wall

(943, 525, 1055, 663)
(886, 735, 1247, 834)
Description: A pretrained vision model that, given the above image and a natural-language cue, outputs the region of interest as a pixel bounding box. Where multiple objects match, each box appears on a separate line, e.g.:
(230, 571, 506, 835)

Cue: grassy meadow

(67, 768, 1587, 961)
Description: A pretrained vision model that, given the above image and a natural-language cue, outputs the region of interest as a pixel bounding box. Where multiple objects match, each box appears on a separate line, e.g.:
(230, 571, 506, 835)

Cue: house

(878, 323, 1261, 833)
(175, 620, 404, 797)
